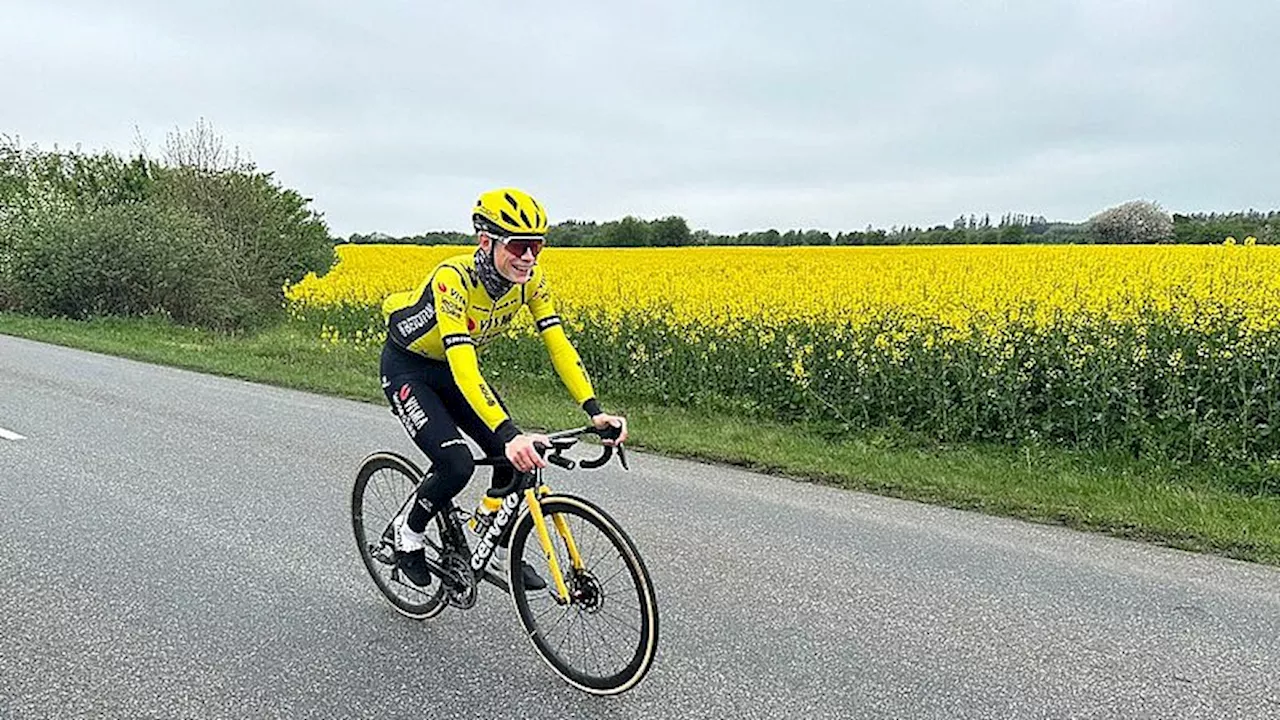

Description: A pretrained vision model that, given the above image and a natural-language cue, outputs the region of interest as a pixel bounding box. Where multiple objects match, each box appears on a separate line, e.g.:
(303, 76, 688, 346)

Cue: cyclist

(380, 187, 628, 590)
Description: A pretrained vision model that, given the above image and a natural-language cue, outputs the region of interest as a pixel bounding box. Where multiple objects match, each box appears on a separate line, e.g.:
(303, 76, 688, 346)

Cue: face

(480, 233, 542, 284)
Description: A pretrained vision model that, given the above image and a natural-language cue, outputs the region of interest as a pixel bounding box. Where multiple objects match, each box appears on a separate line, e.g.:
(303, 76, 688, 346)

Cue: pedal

(372, 543, 396, 565)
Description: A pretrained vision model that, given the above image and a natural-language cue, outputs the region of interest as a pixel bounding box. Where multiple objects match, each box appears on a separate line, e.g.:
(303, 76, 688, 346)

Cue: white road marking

(0, 427, 27, 441)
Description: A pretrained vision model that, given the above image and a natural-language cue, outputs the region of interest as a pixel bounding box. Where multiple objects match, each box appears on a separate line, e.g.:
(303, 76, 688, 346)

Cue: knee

(423, 444, 475, 500)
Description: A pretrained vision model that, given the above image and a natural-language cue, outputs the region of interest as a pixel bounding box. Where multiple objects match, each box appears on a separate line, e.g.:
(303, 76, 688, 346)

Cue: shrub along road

(2, 334, 1278, 718)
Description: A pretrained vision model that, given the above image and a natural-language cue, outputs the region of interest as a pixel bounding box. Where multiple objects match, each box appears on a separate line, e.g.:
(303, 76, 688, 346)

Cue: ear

(477, 232, 490, 252)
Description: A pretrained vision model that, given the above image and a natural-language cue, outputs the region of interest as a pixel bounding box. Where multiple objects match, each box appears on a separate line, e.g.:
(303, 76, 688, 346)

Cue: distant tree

(651, 215, 691, 246)
(608, 216, 651, 246)
(802, 229, 833, 245)
(1090, 200, 1175, 244)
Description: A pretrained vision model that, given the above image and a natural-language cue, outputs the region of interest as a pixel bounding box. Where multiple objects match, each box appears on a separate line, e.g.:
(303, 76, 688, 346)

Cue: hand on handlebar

(506, 432, 551, 473)
(590, 413, 628, 446)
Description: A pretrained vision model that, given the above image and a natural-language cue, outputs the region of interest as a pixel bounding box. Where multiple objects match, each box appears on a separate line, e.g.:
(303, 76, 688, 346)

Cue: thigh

(383, 374, 469, 459)
(433, 379, 514, 460)
(380, 346, 471, 463)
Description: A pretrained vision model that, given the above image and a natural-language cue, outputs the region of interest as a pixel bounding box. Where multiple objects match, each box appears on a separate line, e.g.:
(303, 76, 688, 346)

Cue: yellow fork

(523, 487, 586, 604)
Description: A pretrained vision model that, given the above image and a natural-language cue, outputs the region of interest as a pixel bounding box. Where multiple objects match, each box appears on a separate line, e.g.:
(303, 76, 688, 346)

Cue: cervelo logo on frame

(470, 493, 521, 571)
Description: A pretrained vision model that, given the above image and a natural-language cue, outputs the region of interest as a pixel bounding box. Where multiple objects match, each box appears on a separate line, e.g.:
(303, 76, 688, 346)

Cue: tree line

(345, 206, 1279, 247)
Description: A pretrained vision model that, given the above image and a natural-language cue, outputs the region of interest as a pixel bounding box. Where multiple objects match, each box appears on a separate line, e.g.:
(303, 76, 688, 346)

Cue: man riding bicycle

(380, 187, 628, 590)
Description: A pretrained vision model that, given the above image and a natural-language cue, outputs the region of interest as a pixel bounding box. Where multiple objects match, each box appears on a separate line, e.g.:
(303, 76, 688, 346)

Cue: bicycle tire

(508, 494, 659, 695)
(351, 452, 447, 619)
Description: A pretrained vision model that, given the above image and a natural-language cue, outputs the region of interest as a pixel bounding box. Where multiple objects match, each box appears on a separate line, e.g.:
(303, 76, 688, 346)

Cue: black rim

(351, 458, 445, 617)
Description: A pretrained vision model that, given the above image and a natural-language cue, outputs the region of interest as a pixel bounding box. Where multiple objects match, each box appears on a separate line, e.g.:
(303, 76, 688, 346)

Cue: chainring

(441, 551, 478, 609)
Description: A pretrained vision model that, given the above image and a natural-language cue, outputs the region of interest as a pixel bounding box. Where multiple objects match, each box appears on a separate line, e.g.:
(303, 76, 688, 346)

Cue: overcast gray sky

(3, 0, 1277, 237)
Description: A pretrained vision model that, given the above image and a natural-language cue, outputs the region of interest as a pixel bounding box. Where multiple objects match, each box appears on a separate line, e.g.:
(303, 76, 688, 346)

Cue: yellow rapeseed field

(287, 243, 1280, 334)
(285, 242, 1280, 463)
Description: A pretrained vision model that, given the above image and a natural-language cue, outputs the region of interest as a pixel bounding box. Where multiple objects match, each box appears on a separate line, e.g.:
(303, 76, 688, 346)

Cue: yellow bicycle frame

(523, 486, 586, 604)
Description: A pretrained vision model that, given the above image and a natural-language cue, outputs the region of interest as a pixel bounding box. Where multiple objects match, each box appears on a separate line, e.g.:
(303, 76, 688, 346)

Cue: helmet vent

(500, 210, 520, 227)
(504, 192, 520, 210)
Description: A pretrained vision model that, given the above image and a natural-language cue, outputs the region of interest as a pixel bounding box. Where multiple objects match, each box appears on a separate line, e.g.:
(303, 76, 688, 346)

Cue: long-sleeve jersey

(381, 253, 598, 443)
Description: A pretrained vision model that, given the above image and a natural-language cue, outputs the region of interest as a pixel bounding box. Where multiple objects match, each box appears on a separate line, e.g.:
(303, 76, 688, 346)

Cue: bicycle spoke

(581, 612, 628, 670)
(583, 612, 608, 677)
(595, 606, 642, 636)
(371, 470, 401, 521)
(533, 599, 564, 624)
(353, 457, 444, 620)
(593, 559, 628, 587)
(541, 601, 575, 639)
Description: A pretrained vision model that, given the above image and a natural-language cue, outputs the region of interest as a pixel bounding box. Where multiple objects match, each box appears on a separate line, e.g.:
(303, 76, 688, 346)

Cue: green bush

(151, 165, 333, 325)
(6, 201, 251, 329)
(0, 126, 335, 330)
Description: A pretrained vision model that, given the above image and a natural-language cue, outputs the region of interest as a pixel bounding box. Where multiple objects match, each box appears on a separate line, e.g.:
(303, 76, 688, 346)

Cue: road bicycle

(350, 425, 659, 695)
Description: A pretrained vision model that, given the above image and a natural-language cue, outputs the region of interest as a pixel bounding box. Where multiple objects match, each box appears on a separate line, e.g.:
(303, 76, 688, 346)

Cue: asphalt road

(2, 334, 1279, 720)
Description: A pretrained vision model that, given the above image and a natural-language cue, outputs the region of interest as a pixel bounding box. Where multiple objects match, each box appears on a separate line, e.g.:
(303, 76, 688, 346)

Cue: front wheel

(508, 494, 659, 695)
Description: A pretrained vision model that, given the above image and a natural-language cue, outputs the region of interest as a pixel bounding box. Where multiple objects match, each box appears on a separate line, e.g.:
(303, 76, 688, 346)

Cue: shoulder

(527, 264, 552, 300)
(433, 253, 478, 289)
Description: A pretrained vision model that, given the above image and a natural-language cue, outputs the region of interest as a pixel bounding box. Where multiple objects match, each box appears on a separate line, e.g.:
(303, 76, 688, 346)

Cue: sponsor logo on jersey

(440, 297, 465, 318)
(392, 384, 428, 436)
(443, 334, 474, 349)
(395, 304, 436, 337)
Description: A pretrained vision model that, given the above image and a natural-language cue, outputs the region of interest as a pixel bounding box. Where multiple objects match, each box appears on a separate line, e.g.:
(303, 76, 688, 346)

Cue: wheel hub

(570, 572, 605, 613)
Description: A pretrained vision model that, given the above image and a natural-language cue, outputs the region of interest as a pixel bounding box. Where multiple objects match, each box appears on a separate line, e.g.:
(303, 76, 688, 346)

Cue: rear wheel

(351, 452, 447, 619)
(508, 494, 659, 695)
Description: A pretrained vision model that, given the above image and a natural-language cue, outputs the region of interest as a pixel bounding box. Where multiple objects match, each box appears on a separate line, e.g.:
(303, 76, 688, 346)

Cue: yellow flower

(286, 243, 1280, 345)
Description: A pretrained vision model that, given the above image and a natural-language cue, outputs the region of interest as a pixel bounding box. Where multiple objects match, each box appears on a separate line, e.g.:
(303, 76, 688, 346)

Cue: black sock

(407, 497, 435, 533)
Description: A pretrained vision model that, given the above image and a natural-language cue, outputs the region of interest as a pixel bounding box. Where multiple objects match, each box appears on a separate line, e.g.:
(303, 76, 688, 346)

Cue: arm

(434, 265, 522, 444)
(525, 269, 601, 418)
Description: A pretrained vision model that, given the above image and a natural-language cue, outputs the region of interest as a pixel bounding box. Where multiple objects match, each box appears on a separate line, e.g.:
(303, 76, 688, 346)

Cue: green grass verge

(3, 311, 1278, 566)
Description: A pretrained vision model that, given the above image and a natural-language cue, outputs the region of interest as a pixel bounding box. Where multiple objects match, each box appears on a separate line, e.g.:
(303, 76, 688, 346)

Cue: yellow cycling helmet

(473, 187, 549, 237)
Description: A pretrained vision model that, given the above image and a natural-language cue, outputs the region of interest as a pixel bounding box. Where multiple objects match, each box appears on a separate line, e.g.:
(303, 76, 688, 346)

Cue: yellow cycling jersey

(382, 253, 598, 440)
